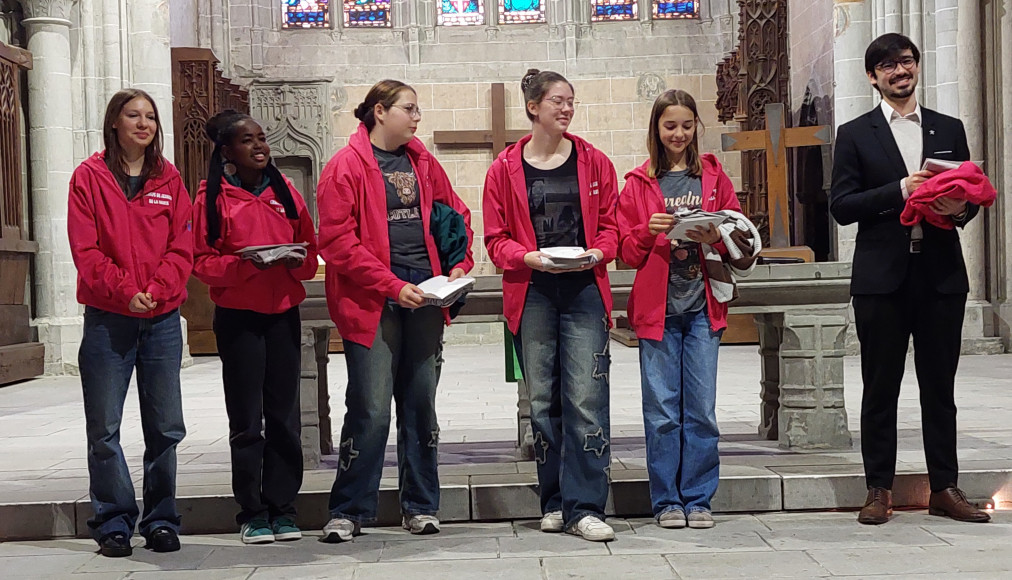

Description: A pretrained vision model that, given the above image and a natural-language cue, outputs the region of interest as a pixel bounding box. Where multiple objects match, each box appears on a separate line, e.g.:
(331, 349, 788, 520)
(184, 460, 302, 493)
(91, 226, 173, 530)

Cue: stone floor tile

(807, 546, 1012, 576)
(498, 534, 611, 558)
(0, 554, 101, 578)
(350, 522, 515, 543)
(196, 534, 383, 568)
(357, 556, 542, 580)
(376, 537, 500, 561)
(759, 522, 950, 551)
(73, 543, 216, 573)
(664, 551, 830, 579)
(542, 554, 677, 579)
(129, 569, 255, 580)
(606, 530, 772, 555)
(246, 564, 355, 579)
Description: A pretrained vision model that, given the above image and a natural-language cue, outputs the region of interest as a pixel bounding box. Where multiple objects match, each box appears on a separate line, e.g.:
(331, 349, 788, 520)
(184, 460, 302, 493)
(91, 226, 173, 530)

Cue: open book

(417, 275, 475, 308)
(921, 158, 984, 174)
(539, 246, 597, 269)
(665, 211, 728, 241)
(236, 242, 309, 265)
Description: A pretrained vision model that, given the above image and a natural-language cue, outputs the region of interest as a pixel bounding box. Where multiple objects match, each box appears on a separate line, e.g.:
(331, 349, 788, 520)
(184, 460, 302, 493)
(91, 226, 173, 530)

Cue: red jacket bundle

(483, 133, 619, 335)
(317, 124, 474, 347)
(616, 154, 741, 341)
(68, 152, 193, 317)
(900, 161, 996, 230)
(192, 177, 319, 314)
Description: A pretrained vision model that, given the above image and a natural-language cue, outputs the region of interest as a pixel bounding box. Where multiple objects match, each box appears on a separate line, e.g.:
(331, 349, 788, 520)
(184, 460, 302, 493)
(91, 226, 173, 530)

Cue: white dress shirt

(881, 99, 923, 242)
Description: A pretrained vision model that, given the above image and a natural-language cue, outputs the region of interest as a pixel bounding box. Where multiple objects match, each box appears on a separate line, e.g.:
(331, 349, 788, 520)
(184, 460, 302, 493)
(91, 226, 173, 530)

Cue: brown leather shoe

(858, 487, 893, 525)
(928, 487, 991, 523)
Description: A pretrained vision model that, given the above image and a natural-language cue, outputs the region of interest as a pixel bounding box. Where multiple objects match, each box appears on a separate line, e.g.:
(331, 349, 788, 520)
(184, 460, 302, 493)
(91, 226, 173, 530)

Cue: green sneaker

(240, 519, 275, 544)
(271, 516, 302, 541)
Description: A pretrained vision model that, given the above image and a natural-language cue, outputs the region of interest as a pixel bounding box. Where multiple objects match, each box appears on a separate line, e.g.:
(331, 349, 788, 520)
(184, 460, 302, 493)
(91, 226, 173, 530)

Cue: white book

(236, 242, 309, 265)
(920, 158, 983, 174)
(416, 275, 475, 307)
(666, 212, 727, 242)
(539, 246, 595, 269)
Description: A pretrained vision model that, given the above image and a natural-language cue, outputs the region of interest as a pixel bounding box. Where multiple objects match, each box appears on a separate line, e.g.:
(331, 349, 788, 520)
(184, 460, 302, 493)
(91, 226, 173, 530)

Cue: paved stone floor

(0, 510, 1010, 579)
(2, 343, 1012, 576)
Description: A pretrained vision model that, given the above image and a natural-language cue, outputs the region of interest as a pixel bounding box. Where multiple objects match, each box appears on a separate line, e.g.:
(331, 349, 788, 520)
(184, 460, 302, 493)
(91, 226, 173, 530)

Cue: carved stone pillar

(777, 307, 852, 449)
(300, 325, 326, 469)
(754, 312, 783, 440)
(127, 0, 174, 160)
(23, 0, 81, 375)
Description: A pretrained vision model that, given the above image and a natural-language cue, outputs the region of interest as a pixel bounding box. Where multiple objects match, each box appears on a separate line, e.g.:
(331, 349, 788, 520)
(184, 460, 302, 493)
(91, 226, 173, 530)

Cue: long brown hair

(647, 89, 704, 178)
(354, 79, 416, 133)
(520, 69, 574, 122)
(102, 89, 164, 191)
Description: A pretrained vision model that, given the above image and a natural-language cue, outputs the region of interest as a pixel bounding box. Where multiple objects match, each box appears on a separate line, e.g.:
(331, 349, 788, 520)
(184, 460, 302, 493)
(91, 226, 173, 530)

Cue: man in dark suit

(830, 33, 990, 525)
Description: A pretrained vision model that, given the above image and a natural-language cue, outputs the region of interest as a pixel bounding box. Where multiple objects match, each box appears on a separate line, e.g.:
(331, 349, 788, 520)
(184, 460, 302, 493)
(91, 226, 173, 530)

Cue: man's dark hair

(865, 33, 921, 74)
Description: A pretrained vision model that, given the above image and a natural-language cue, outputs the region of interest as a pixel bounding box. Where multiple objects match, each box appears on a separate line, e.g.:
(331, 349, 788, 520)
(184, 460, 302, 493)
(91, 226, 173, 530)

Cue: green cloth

(429, 202, 468, 274)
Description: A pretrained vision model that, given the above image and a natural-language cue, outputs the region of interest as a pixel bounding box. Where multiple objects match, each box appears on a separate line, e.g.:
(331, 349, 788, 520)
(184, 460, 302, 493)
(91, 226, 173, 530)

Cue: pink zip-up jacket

(483, 133, 619, 334)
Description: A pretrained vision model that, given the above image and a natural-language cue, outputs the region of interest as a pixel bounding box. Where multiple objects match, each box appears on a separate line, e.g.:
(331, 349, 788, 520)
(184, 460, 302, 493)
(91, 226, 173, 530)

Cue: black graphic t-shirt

(373, 145, 431, 275)
(658, 169, 706, 316)
(523, 147, 593, 287)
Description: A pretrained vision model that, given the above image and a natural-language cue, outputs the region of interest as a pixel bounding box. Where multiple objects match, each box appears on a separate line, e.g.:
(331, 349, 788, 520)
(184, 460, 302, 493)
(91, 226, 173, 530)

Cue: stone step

(2, 466, 1009, 541)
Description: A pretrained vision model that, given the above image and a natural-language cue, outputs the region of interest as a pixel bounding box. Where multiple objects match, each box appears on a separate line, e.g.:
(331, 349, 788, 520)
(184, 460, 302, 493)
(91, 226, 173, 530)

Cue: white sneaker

(566, 515, 615, 542)
(540, 511, 564, 533)
(321, 518, 360, 543)
(402, 514, 441, 535)
(687, 510, 715, 529)
(658, 509, 687, 529)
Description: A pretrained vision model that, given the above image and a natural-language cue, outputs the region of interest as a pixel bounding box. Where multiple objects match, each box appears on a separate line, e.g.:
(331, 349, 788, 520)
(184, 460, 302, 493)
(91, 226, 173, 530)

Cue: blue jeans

(516, 278, 611, 529)
(328, 303, 444, 522)
(639, 308, 721, 516)
(79, 307, 186, 541)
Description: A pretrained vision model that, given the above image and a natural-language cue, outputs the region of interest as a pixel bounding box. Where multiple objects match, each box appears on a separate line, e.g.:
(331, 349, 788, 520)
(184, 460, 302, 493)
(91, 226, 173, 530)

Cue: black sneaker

(144, 527, 181, 553)
(98, 532, 133, 558)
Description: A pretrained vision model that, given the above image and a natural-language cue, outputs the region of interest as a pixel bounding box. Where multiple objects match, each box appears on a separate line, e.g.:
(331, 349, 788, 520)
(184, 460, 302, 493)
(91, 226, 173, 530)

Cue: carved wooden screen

(716, 0, 790, 245)
(171, 48, 249, 200)
(0, 42, 31, 241)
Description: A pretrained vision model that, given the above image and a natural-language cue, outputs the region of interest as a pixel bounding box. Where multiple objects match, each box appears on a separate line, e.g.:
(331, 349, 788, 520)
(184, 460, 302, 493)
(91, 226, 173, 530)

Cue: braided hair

(203, 110, 298, 245)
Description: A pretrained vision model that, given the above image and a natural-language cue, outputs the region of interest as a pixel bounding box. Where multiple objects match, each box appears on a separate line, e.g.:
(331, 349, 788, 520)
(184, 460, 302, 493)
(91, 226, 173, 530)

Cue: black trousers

(214, 306, 303, 524)
(852, 256, 966, 492)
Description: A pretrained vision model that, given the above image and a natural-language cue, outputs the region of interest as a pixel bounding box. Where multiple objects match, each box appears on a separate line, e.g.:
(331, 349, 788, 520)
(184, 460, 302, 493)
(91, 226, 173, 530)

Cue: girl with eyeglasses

(483, 69, 619, 542)
(317, 79, 474, 542)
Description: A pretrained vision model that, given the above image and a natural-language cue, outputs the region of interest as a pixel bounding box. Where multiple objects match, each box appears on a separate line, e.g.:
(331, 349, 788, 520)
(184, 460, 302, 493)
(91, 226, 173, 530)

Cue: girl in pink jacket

(617, 89, 742, 530)
(483, 70, 619, 542)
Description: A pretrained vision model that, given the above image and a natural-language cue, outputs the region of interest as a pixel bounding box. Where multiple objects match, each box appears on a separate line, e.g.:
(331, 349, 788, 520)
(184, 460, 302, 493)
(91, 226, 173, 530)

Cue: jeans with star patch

(327, 301, 444, 523)
(515, 276, 612, 530)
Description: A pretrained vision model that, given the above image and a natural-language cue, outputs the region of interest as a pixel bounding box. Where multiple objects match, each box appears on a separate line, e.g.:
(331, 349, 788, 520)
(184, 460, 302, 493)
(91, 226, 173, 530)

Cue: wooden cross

(433, 83, 528, 157)
(721, 103, 832, 248)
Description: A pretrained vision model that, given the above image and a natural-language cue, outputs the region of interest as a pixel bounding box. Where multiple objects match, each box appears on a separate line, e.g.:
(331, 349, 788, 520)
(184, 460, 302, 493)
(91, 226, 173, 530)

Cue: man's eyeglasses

(392, 104, 422, 119)
(875, 56, 917, 74)
(542, 96, 579, 110)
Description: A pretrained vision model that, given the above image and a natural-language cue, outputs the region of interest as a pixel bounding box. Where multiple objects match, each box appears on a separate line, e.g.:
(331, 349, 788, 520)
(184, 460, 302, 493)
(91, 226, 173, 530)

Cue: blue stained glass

(344, 0, 391, 27)
(439, 0, 484, 26)
(653, 0, 700, 19)
(591, 0, 637, 22)
(283, 0, 331, 29)
(499, 0, 545, 24)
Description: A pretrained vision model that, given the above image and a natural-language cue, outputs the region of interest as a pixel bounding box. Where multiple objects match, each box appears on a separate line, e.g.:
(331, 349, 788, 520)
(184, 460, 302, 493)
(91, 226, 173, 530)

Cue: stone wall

(197, 0, 745, 275)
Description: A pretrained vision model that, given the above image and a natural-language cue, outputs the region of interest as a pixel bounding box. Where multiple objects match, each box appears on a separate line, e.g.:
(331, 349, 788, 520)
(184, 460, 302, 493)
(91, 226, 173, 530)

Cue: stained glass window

(344, 0, 391, 27)
(652, 0, 699, 20)
(283, 0, 331, 29)
(591, 0, 637, 22)
(439, 0, 484, 26)
(498, 0, 546, 24)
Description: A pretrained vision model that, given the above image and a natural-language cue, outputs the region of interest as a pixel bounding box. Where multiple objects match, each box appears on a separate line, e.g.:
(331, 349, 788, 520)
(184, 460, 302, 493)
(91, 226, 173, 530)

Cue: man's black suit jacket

(830, 105, 978, 296)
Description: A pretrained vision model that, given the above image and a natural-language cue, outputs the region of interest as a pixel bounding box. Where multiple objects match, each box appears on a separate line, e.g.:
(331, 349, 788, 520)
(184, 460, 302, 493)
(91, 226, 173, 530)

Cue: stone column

(754, 313, 783, 440)
(832, 0, 874, 261)
(23, 0, 82, 375)
(999, 0, 1012, 351)
(127, 0, 174, 161)
(955, 1, 993, 348)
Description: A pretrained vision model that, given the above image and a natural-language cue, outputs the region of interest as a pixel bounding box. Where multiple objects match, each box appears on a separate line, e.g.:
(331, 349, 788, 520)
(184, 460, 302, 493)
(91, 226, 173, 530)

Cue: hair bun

(353, 101, 370, 122)
(521, 69, 541, 94)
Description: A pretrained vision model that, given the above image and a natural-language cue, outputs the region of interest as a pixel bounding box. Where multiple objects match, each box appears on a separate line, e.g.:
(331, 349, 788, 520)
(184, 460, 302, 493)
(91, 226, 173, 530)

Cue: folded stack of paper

(666, 211, 728, 241)
(417, 275, 476, 308)
(539, 246, 596, 269)
(237, 242, 309, 265)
